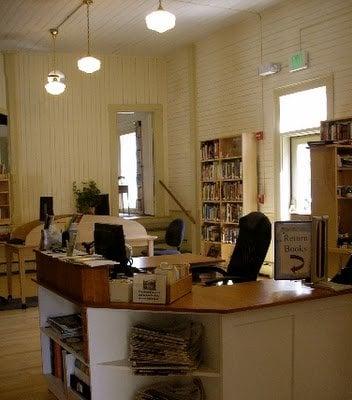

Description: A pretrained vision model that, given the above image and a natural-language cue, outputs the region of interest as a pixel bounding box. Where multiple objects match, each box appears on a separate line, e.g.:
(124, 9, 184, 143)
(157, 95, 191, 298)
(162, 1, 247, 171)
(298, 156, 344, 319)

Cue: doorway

(117, 111, 154, 216)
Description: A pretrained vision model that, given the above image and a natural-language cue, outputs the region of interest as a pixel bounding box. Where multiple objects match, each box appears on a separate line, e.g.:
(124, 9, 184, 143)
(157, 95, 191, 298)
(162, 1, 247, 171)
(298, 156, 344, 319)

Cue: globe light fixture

(45, 70, 66, 95)
(145, 0, 176, 33)
(45, 29, 66, 96)
(77, 0, 101, 73)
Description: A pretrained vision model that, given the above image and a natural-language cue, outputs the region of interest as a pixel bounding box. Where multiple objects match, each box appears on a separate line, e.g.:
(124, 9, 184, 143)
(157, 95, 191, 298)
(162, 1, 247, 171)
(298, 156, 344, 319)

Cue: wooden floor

(0, 273, 55, 400)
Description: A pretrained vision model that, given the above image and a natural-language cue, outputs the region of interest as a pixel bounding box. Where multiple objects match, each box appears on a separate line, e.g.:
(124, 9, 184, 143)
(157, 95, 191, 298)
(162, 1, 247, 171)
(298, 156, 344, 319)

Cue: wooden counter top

(103, 280, 352, 314)
(35, 251, 352, 314)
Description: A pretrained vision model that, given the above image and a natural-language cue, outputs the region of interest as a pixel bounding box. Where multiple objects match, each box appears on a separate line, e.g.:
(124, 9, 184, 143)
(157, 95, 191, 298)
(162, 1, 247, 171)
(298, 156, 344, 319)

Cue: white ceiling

(0, 0, 281, 56)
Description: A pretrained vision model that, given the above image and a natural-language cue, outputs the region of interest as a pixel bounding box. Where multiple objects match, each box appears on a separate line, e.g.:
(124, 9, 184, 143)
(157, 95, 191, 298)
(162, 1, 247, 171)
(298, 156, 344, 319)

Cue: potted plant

(73, 180, 101, 214)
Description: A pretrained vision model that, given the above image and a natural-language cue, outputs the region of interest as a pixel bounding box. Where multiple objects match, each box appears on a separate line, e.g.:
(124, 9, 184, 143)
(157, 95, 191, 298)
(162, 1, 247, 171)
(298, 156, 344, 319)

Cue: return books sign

(274, 217, 328, 281)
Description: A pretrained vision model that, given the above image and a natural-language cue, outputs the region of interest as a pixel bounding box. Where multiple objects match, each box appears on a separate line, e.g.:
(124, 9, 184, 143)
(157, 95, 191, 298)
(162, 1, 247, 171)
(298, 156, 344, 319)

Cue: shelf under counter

(98, 359, 220, 378)
(41, 327, 88, 366)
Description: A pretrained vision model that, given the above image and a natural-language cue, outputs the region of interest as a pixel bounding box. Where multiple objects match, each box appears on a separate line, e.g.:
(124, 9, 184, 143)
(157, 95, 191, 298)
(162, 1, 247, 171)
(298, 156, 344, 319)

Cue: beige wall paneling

(4, 53, 167, 225)
(166, 46, 198, 250)
(166, 0, 352, 259)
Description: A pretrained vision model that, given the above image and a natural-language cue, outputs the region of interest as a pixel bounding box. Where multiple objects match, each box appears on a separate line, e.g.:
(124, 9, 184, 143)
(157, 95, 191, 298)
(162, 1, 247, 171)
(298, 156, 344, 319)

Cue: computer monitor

(40, 196, 54, 222)
(94, 223, 128, 267)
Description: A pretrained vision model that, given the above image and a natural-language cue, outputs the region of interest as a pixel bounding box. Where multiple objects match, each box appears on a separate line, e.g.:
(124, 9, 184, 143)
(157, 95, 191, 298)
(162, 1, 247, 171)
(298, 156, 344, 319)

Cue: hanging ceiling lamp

(77, 0, 101, 73)
(45, 29, 66, 95)
(145, 0, 176, 33)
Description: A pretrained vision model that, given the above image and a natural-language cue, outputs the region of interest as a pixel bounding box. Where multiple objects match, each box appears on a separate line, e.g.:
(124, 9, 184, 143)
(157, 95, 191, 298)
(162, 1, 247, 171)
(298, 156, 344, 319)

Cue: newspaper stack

(129, 320, 203, 375)
(47, 314, 82, 340)
(135, 379, 204, 400)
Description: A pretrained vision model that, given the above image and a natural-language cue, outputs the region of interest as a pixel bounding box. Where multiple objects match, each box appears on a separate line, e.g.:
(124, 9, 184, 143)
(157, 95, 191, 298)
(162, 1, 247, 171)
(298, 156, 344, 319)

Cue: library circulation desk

(36, 251, 352, 400)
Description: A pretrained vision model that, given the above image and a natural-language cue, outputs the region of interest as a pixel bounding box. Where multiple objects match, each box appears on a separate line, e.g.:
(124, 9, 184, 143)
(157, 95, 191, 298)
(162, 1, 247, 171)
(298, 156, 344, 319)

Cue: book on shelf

(202, 182, 220, 201)
(202, 204, 220, 221)
(221, 181, 243, 201)
(70, 374, 91, 400)
(221, 159, 242, 179)
(221, 203, 242, 223)
(321, 119, 352, 142)
(201, 140, 219, 160)
(202, 224, 221, 242)
(201, 162, 220, 181)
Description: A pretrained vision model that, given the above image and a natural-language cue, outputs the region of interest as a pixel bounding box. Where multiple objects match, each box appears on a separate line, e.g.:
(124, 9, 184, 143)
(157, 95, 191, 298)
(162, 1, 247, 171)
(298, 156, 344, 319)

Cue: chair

(142, 218, 185, 256)
(191, 212, 271, 286)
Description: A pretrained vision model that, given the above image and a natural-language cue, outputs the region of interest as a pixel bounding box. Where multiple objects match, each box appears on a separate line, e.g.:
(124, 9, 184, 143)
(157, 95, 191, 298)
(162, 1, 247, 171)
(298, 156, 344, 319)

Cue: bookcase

(200, 134, 257, 261)
(0, 173, 10, 225)
(310, 143, 352, 272)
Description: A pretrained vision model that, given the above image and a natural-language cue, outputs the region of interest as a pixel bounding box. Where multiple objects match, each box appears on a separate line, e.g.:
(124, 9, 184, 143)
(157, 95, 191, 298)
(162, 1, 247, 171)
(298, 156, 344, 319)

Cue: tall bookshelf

(200, 134, 257, 261)
(0, 173, 11, 225)
(310, 117, 352, 275)
(311, 144, 352, 250)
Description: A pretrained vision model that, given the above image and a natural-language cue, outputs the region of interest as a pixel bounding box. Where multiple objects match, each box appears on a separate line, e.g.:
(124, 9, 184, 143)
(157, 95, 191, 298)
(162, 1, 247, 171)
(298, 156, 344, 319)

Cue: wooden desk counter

(36, 251, 352, 400)
(106, 279, 352, 313)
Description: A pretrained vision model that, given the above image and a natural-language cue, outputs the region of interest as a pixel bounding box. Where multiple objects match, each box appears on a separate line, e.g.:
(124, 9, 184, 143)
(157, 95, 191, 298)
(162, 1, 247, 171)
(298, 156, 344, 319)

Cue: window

(279, 86, 327, 133)
(279, 85, 327, 218)
(290, 134, 320, 215)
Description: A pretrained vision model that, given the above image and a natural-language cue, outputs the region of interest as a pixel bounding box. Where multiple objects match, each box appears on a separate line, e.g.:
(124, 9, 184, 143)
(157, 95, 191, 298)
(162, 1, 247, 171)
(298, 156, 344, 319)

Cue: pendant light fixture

(77, 0, 101, 74)
(45, 29, 66, 95)
(146, 0, 176, 33)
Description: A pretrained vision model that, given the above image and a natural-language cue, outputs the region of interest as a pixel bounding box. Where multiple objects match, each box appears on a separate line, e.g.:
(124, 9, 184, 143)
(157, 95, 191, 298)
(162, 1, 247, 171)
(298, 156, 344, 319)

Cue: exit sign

(289, 51, 309, 72)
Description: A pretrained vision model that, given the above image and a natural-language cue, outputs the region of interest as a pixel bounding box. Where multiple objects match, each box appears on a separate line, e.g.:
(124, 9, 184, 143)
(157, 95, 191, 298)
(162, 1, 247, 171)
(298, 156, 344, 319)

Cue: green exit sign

(289, 51, 309, 72)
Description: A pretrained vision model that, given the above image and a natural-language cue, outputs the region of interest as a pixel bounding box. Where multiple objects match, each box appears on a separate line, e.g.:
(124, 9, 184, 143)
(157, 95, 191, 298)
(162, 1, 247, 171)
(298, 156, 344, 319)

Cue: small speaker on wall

(40, 196, 54, 222)
(95, 194, 110, 215)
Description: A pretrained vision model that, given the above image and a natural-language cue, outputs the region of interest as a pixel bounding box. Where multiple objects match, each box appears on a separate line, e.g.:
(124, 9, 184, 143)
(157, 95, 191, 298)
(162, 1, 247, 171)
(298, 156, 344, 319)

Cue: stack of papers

(47, 314, 82, 340)
(129, 320, 203, 375)
(135, 379, 204, 400)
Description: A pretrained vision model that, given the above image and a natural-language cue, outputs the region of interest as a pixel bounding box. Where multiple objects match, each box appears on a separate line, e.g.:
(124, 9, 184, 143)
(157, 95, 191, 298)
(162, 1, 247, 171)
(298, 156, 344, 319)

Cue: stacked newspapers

(47, 314, 82, 340)
(129, 320, 203, 375)
(135, 379, 204, 400)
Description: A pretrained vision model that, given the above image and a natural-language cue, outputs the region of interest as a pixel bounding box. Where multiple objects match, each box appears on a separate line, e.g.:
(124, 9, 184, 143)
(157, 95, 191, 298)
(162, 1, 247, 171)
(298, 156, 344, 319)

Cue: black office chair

(142, 218, 185, 256)
(192, 212, 271, 286)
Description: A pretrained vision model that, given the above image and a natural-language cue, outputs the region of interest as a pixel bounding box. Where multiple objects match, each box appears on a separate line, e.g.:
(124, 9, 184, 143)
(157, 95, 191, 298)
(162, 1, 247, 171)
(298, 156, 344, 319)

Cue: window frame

(274, 75, 334, 220)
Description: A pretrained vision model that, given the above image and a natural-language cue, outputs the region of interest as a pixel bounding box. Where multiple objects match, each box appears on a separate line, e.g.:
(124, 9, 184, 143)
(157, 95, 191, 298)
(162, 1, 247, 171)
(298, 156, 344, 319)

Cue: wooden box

(167, 275, 192, 304)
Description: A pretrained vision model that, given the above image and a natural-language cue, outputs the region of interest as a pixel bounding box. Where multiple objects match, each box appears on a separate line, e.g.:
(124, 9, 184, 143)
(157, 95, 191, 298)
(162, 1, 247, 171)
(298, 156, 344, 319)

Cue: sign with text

(274, 221, 311, 280)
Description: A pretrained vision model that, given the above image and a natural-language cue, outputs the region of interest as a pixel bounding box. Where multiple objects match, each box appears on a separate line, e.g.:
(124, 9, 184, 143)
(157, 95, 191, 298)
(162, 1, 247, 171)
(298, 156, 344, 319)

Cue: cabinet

(200, 134, 257, 261)
(0, 173, 10, 225)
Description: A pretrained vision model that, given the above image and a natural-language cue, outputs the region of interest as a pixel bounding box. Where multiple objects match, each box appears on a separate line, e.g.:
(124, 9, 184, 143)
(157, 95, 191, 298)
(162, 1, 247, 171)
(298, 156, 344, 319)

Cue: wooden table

(132, 253, 224, 270)
(5, 243, 36, 308)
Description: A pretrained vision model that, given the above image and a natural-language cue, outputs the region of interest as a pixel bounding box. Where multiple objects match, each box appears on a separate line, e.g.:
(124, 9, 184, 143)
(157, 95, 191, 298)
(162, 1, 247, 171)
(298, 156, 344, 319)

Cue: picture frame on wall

(274, 221, 312, 280)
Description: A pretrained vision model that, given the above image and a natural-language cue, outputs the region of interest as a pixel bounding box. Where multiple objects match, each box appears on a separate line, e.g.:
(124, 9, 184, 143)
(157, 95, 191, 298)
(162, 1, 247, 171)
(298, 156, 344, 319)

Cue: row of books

(321, 120, 352, 141)
(337, 154, 352, 168)
(201, 140, 219, 160)
(202, 204, 220, 221)
(222, 226, 239, 244)
(129, 320, 203, 375)
(49, 339, 91, 400)
(135, 379, 204, 400)
(222, 182, 243, 201)
(202, 224, 221, 242)
(222, 160, 242, 179)
(202, 183, 220, 201)
(222, 203, 242, 223)
(202, 224, 239, 244)
(201, 162, 219, 181)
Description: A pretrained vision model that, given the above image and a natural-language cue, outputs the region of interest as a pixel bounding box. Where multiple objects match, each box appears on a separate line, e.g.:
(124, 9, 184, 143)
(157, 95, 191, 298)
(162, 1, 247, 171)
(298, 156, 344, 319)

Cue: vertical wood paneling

(166, 0, 352, 260)
(166, 47, 195, 211)
(5, 52, 166, 225)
